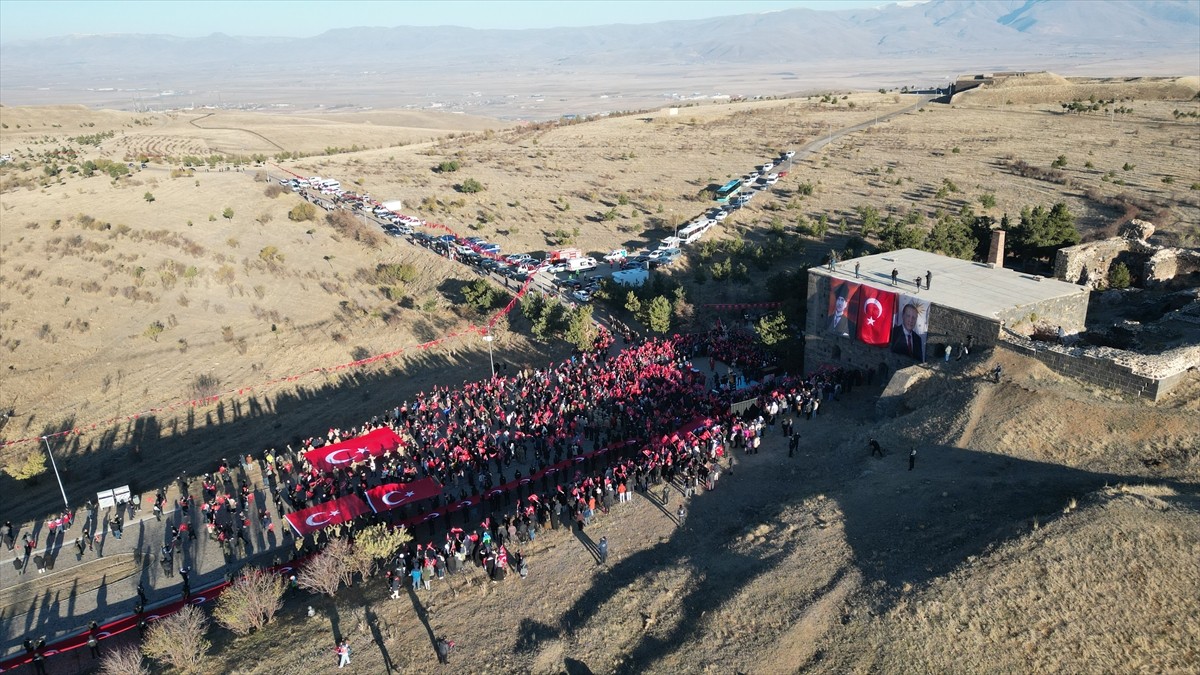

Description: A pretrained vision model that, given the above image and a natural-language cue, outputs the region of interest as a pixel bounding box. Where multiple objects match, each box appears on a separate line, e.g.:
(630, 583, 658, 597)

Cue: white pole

(42, 436, 70, 512)
(483, 332, 495, 379)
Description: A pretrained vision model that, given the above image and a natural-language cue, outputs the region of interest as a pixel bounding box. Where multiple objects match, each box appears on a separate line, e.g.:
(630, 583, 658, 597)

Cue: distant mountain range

(2, 0, 1196, 114)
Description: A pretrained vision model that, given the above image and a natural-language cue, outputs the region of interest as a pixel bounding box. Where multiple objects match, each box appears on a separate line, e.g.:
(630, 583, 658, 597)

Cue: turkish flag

(284, 494, 370, 536)
(304, 427, 404, 473)
(857, 286, 896, 346)
(364, 478, 443, 513)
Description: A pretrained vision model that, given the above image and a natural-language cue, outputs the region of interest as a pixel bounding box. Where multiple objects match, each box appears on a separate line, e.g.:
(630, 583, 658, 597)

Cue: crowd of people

(5, 322, 862, 669)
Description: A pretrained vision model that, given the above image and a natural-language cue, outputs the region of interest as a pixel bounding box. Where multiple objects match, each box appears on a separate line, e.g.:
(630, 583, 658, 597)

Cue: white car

(572, 289, 592, 303)
(713, 211, 729, 221)
(784, 150, 795, 159)
(603, 249, 628, 261)
(760, 162, 774, 172)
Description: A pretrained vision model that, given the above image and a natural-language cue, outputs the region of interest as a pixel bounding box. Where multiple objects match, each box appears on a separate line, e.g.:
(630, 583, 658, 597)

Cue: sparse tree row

(91, 524, 410, 673)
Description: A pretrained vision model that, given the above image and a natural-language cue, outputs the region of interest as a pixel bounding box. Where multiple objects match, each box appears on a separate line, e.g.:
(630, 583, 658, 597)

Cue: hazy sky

(0, 0, 892, 43)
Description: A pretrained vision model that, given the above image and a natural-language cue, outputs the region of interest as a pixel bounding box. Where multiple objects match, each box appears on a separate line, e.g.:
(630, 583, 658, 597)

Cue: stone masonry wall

(998, 291, 1090, 335)
(998, 332, 1197, 401)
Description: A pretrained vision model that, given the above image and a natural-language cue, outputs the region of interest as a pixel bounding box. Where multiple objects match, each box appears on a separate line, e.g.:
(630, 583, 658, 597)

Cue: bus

(715, 179, 742, 203)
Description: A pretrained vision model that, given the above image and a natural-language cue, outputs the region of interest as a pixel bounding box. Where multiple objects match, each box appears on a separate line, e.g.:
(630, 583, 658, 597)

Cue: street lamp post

(483, 330, 495, 379)
(42, 435, 70, 512)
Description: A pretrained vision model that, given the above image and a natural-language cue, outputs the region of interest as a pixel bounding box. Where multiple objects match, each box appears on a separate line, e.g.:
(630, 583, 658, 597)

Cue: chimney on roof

(987, 229, 1006, 268)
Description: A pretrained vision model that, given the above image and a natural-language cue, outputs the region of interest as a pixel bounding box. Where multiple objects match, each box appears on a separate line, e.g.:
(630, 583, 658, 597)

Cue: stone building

(805, 248, 1088, 374)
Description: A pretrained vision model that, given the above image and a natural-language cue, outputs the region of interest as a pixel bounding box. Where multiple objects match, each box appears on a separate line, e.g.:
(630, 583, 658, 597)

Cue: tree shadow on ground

(1, 337, 561, 527)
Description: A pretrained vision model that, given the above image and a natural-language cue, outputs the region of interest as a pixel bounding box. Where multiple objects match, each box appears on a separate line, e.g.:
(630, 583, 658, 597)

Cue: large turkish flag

(284, 494, 370, 536)
(857, 286, 896, 346)
(364, 478, 443, 513)
(304, 427, 403, 473)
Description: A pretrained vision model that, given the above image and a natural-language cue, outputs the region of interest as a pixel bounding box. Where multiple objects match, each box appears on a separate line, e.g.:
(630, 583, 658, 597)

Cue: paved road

(1, 461, 285, 660)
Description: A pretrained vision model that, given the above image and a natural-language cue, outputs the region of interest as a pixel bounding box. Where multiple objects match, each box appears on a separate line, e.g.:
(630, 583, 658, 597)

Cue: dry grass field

(0, 75, 1198, 671)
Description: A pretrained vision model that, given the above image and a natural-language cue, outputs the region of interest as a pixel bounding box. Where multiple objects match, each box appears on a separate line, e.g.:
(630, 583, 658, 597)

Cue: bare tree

(296, 538, 352, 596)
(212, 567, 286, 635)
(142, 604, 210, 674)
(98, 645, 150, 675)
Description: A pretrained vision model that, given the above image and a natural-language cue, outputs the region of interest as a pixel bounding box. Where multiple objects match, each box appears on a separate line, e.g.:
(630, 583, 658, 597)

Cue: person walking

(926, 270, 932, 289)
(2, 520, 14, 550)
(436, 636, 452, 664)
(597, 536, 608, 565)
(75, 537, 86, 560)
(137, 583, 148, 605)
(676, 505, 687, 525)
(336, 639, 351, 668)
(909, 448, 917, 471)
(869, 438, 884, 458)
(87, 621, 101, 658)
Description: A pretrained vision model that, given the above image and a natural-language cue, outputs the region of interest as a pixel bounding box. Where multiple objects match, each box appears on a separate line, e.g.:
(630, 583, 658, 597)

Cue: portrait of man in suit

(890, 302, 924, 360)
(827, 282, 853, 336)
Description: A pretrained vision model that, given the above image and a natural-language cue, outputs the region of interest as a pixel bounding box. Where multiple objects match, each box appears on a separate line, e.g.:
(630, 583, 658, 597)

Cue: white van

(566, 256, 598, 272)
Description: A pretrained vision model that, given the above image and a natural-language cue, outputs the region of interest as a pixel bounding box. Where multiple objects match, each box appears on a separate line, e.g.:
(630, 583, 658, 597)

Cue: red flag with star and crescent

(857, 285, 896, 346)
(304, 427, 403, 473)
(364, 478, 443, 514)
(284, 494, 370, 536)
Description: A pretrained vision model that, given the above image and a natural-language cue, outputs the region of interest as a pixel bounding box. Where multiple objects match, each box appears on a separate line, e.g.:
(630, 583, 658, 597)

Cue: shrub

(458, 178, 485, 193)
(375, 263, 418, 284)
(1108, 262, 1132, 289)
(98, 644, 150, 675)
(3, 447, 47, 481)
(435, 160, 460, 173)
(326, 210, 382, 248)
(297, 538, 352, 596)
(144, 320, 165, 341)
(143, 192, 155, 203)
(1052, 155, 1067, 168)
(979, 194, 997, 209)
(212, 568, 285, 635)
(258, 246, 284, 268)
(222, 207, 234, 221)
(141, 604, 210, 674)
(288, 203, 317, 222)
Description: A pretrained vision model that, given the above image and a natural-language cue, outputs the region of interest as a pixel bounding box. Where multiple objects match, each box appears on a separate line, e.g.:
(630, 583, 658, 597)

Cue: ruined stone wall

(1147, 248, 1200, 284)
(1054, 239, 1135, 288)
(998, 332, 1199, 402)
(998, 291, 1090, 335)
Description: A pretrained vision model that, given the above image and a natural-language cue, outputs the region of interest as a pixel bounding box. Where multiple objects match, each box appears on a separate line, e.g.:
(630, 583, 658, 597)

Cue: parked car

(572, 290, 593, 303)
(784, 150, 795, 159)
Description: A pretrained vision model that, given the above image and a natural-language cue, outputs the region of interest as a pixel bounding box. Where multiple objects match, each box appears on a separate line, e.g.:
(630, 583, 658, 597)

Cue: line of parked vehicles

(277, 146, 795, 305)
